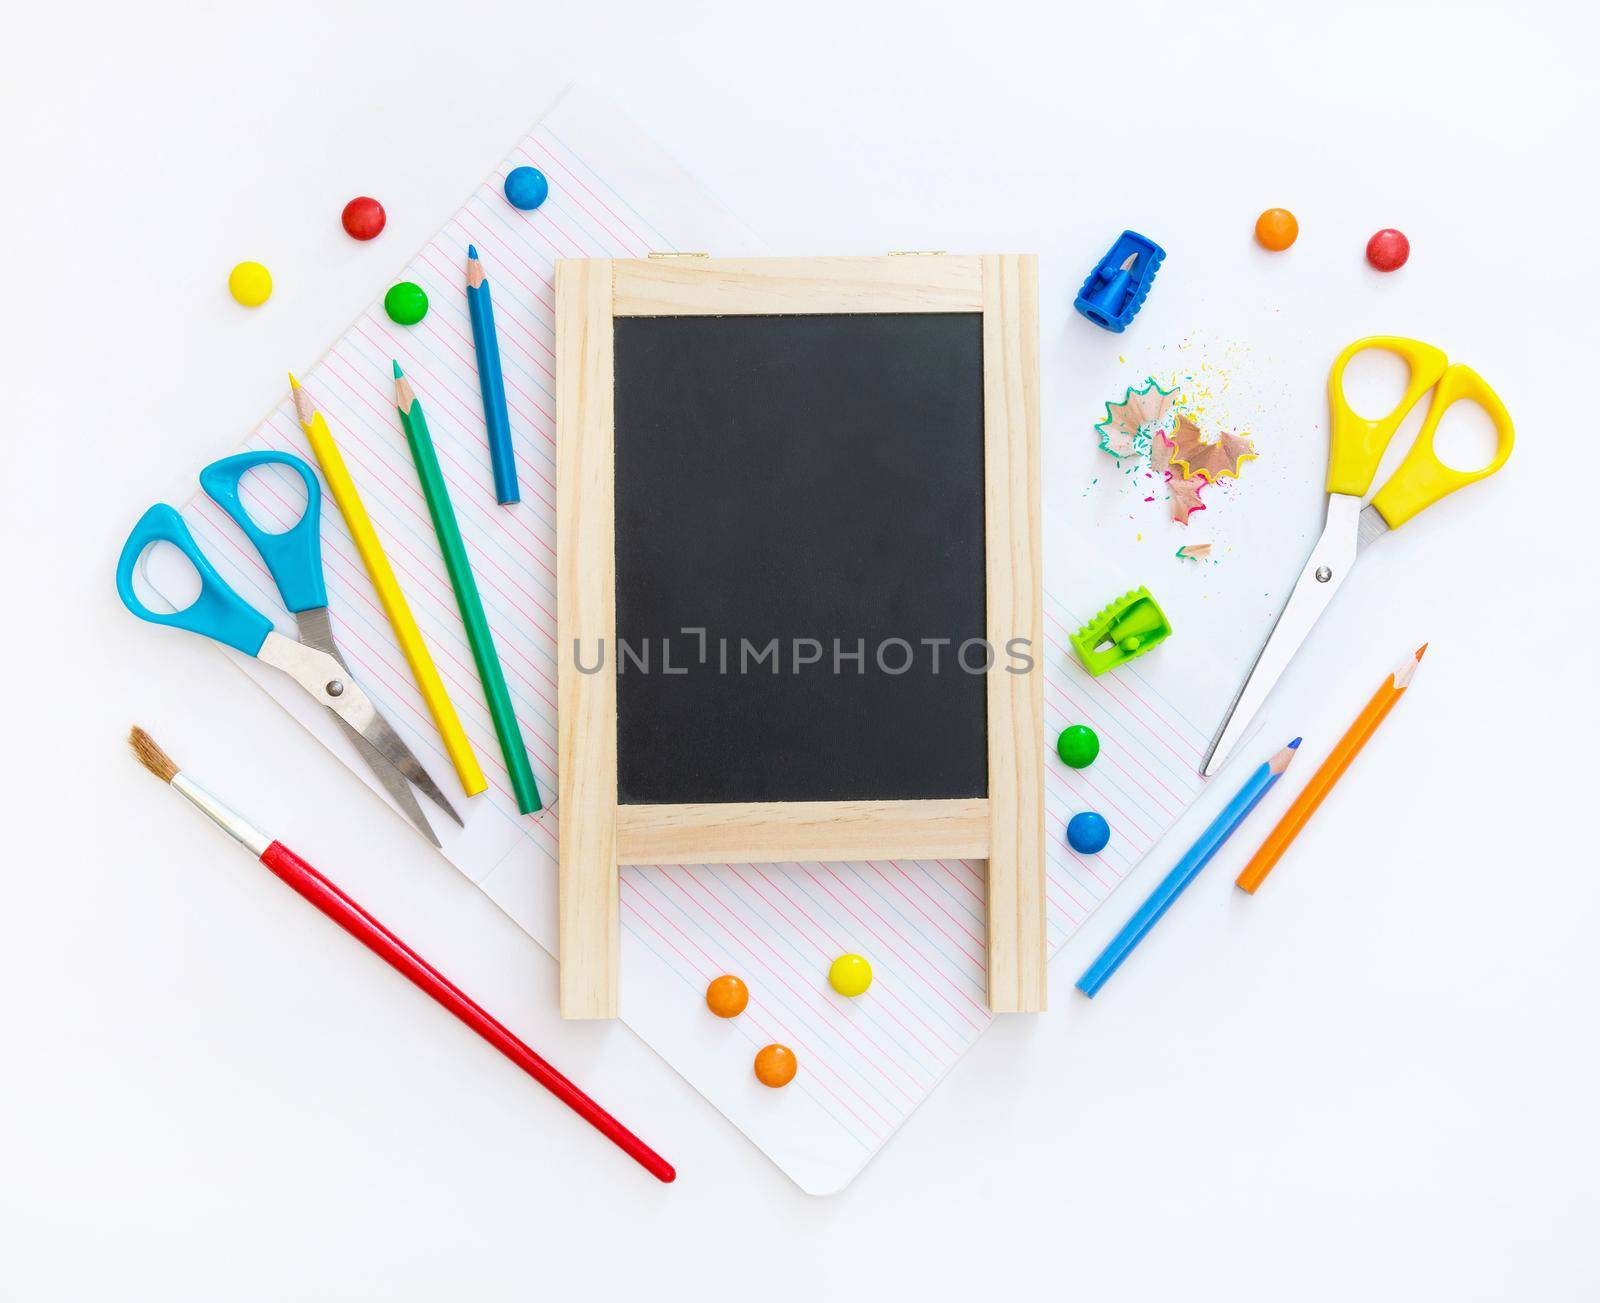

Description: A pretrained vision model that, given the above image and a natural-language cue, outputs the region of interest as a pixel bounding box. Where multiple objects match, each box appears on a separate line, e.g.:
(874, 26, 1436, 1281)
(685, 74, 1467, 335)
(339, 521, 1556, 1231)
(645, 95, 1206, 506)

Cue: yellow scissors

(1202, 336, 1514, 776)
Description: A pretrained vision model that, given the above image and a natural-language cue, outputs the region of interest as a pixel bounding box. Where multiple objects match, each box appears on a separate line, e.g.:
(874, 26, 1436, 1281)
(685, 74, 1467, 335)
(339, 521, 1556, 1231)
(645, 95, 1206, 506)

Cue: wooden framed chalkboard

(555, 256, 1043, 1019)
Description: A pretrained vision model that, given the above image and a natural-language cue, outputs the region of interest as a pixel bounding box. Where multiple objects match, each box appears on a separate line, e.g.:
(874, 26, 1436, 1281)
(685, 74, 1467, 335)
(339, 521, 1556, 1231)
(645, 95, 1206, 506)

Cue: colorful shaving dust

(1091, 342, 1260, 539)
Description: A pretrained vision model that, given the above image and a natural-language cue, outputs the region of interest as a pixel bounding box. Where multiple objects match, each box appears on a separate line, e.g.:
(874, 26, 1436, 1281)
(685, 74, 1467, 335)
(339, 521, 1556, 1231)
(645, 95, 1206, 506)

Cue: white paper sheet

(149, 84, 1248, 1193)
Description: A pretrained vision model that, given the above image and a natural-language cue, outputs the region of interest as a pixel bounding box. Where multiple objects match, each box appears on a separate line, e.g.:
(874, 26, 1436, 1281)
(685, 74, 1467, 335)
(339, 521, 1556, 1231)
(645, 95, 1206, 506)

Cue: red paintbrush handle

(257, 840, 675, 1183)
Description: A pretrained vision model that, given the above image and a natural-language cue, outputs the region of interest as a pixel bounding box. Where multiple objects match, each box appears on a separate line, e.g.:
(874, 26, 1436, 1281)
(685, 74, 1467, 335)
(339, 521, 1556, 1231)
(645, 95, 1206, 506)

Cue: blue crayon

(466, 245, 519, 505)
(1076, 738, 1301, 998)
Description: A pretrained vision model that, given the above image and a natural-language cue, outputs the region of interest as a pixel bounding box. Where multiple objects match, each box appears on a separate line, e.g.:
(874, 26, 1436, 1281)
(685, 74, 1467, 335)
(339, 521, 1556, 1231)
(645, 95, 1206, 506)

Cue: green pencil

(393, 362, 542, 814)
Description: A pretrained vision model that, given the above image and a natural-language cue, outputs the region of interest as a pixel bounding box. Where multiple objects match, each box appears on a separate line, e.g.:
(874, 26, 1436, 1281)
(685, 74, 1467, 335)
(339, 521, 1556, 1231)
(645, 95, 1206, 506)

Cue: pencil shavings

(1176, 544, 1213, 560)
(1152, 432, 1208, 524)
(1167, 474, 1208, 524)
(1151, 428, 1174, 477)
(1094, 379, 1177, 459)
(1090, 364, 1258, 534)
(1166, 415, 1256, 483)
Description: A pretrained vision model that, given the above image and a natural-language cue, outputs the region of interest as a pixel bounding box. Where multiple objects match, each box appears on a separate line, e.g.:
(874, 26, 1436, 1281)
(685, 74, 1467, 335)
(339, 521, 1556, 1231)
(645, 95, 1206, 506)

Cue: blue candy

(1067, 811, 1111, 855)
(504, 166, 549, 211)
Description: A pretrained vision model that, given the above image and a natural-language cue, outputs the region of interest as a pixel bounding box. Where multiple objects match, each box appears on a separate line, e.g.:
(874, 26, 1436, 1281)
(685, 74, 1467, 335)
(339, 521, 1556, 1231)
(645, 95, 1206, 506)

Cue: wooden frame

(555, 255, 1043, 1019)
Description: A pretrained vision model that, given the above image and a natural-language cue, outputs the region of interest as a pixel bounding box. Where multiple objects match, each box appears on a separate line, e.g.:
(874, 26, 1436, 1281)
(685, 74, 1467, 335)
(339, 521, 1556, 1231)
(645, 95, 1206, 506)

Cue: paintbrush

(127, 727, 674, 1183)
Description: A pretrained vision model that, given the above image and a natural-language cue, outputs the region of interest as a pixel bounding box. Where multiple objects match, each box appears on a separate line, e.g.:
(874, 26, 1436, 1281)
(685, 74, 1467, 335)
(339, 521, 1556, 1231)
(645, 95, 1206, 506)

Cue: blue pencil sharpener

(1073, 230, 1164, 333)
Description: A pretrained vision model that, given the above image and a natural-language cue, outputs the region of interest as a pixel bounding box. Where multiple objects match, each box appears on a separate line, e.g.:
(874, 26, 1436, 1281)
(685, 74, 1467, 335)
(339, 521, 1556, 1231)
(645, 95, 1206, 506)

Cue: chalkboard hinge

(647, 251, 710, 259)
(888, 249, 949, 256)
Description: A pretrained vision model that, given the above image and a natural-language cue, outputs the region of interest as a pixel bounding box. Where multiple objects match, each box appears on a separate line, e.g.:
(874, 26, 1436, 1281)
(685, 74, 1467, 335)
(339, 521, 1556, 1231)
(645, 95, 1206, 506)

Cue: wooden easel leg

(982, 253, 1046, 1013)
(984, 842, 1046, 1011)
(560, 844, 619, 1020)
(556, 257, 620, 1018)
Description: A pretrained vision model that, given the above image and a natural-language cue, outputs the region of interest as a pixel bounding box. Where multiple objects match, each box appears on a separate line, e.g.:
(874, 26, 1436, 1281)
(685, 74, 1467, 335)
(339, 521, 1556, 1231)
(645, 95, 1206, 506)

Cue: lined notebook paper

(152, 85, 1213, 1193)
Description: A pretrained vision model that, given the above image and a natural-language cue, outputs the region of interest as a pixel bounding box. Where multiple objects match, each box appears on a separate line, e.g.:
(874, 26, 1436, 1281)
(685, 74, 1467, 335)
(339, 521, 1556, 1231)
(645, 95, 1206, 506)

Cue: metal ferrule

(172, 773, 272, 858)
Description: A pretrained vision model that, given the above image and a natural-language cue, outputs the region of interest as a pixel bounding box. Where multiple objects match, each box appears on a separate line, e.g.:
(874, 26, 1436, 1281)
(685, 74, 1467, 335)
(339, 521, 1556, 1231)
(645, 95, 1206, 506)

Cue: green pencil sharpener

(1069, 586, 1172, 677)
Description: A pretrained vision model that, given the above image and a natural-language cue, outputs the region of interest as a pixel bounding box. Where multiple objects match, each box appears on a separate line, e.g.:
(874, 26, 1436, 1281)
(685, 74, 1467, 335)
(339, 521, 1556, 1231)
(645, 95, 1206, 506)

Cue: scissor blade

(334, 715, 442, 848)
(293, 610, 464, 830)
(256, 628, 442, 845)
(257, 631, 380, 733)
(354, 710, 465, 827)
(1201, 494, 1365, 777)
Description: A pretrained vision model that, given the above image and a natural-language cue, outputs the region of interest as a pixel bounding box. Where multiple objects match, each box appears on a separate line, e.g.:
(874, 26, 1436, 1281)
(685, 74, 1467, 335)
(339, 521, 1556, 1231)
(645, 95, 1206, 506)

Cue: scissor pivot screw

(326, 680, 345, 698)
(1315, 566, 1332, 583)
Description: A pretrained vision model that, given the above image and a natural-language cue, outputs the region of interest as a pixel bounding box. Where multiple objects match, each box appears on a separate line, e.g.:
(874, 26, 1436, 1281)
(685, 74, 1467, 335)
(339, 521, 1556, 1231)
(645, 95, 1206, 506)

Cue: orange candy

(705, 974, 749, 1018)
(1254, 208, 1299, 251)
(754, 1043, 798, 1088)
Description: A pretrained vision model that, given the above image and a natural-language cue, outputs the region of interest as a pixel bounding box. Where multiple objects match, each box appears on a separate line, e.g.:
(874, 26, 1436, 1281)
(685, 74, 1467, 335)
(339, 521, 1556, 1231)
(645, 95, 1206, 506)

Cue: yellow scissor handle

(1370, 361, 1515, 528)
(1326, 336, 1449, 497)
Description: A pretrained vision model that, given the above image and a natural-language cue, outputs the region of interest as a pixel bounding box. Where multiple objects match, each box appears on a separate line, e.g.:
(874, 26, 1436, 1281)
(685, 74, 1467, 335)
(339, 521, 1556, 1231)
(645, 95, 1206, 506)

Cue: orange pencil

(1235, 644, 1427, 894)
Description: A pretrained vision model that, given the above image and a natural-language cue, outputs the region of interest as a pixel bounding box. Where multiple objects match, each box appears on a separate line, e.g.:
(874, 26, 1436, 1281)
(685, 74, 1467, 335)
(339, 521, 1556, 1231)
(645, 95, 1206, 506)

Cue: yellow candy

(828, 953, 872, 997)
(228, 260, 273, 307)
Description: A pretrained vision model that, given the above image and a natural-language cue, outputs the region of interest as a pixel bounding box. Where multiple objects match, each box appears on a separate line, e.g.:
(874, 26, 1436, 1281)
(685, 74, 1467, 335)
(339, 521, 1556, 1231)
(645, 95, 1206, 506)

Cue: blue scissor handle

(115, 504, 273, 655)
(199, 451, 327, 613)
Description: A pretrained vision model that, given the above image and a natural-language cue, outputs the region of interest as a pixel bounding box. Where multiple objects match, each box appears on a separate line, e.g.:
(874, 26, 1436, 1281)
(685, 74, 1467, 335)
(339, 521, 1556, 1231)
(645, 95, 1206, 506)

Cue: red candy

(1365, 228, 1409, 272)
(341, 196, 386, 241)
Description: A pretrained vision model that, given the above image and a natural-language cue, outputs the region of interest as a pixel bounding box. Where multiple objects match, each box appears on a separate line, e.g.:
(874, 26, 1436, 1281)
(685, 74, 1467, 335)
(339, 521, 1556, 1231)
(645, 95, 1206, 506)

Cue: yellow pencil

(289, 374, 488, 798)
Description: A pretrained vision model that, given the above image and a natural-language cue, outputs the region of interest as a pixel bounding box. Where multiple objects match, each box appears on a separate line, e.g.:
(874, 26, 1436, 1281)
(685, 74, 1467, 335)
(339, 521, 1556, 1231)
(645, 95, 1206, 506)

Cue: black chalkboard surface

(613, 312, 988, 805)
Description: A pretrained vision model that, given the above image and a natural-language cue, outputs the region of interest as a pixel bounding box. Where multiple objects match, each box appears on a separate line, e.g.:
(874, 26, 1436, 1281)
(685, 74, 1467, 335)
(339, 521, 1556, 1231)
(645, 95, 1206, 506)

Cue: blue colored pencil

(1076, 738, 1301, 998)
(466, 245, 519, 505)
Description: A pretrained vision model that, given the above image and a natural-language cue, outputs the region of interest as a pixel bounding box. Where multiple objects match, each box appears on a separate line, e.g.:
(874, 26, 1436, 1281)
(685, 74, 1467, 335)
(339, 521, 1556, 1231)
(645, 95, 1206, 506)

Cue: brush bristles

(128, 726, 179, 783)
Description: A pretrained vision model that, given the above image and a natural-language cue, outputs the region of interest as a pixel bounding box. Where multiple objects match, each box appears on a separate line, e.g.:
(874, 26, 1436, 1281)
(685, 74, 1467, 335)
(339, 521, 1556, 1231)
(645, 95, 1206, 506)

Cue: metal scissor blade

(334, 714, 442, 849)
(352, 709, 465, 828)
(293, 610, 464, 831)
(1200, 494, 1365, 777)
(257, 628, 442, 845)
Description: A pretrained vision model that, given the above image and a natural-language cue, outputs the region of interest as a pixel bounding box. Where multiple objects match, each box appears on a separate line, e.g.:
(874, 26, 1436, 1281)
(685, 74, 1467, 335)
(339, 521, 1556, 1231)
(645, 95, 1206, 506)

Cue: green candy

(1056, 723, 1099, 769)
(384, 280, 429, 326)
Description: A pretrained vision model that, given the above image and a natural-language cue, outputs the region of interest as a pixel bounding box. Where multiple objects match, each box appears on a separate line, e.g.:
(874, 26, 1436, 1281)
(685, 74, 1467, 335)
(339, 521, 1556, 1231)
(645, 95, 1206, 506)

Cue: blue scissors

(116, 450, 462, 847)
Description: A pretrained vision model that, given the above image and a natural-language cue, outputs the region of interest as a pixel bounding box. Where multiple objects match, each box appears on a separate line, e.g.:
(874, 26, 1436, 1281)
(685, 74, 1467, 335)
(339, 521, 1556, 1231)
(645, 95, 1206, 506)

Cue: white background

(4, 2, 1597, 1299)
